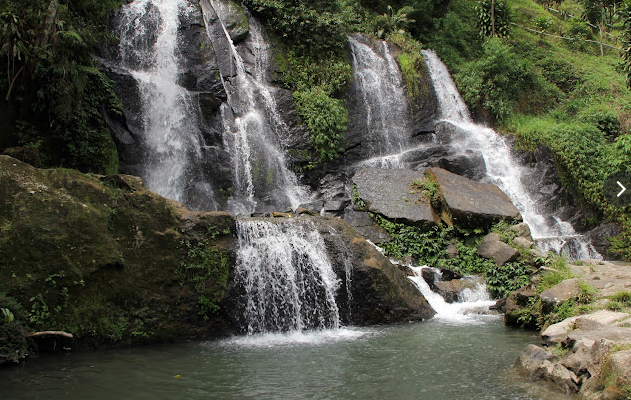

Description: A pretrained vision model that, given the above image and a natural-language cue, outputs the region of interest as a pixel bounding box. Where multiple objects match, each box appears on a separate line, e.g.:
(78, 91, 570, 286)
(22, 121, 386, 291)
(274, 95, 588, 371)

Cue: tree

(476, 0, 511, 38)
(583, 0, 622, 56)
(621, 0, 631, 86)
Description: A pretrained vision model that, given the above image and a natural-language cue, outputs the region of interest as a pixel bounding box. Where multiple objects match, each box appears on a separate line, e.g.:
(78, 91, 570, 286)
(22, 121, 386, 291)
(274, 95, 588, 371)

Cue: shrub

(456, 38, 533, 121)
(579, 105, 622, 140)
(0, 293, 30, 364)
(293, 88, 348, 165)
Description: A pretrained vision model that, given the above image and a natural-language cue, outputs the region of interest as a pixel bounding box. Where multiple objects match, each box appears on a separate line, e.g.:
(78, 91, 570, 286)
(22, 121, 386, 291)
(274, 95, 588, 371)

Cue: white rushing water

(408, 266, 496, 324)
(348, 34, 411, 157)
(421, 50, 601, 260)
(235, 219, 341, 334)
(118, 0, 216, 208)
(206, 2, 309, 214)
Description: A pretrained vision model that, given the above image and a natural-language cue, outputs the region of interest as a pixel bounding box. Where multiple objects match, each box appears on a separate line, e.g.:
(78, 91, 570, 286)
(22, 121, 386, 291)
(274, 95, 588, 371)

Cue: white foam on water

(408, 266, 498, 325)
(221, 328, 374, 348)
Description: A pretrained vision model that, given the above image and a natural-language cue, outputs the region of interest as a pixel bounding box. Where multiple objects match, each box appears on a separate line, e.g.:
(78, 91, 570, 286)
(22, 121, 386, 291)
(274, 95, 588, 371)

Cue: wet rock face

(312, 216, 436, 324)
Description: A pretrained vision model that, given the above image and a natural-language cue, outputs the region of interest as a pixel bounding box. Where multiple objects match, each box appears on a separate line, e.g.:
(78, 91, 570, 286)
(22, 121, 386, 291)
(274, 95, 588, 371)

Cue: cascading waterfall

(348, 34, 411, 162)
(204, 2, 308, 214)
(117, 0, 217, 210)
(421, 50, 601, 260)
(235, 219, 341, 333)
(408, 266, 496, 323)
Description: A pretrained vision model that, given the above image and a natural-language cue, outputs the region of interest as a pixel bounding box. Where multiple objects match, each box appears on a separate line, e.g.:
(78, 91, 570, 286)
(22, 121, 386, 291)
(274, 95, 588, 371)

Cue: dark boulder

(586, 223, 623, 260)
(352, 168, 439, 226)
(426, 167, 521, 226)
(313, 217, 436, 325)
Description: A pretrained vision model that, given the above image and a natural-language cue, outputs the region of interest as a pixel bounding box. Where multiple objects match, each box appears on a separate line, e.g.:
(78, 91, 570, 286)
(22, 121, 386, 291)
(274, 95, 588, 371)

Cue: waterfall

(203, 2, 309, 214)
(408, 266, 496, 323)
(117, 0, 218, 210)
(419, 50, 601, 260)
(235, 219, 341, 334)
(348, 34, 412, 159)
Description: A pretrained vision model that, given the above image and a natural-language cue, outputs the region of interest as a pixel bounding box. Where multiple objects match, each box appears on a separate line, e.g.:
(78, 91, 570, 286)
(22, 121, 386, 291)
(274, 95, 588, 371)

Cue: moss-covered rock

(0, 156, 236, 353)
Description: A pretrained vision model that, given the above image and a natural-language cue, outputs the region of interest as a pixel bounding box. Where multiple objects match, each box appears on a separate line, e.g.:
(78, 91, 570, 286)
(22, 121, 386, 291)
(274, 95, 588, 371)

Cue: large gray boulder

(477, 233, 519, 266)
(352, 168, 439, 226)
(343, 210, 392, 244)
(598, 350, 631, 399)
(514, 344, 558, 380)
(540, 278, 581, 313)
(426, 167, 521, 225)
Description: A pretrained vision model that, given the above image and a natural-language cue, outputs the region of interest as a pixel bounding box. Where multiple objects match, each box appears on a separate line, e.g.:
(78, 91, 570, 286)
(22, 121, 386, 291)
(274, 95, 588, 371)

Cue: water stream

(204, 2, 309, 214)
(421, 50, 601, 260)
(348, 34, 411, 158)
(408, 266, 498, 324)
(235, 219, 341, 333)
(117, 0, 217, 210)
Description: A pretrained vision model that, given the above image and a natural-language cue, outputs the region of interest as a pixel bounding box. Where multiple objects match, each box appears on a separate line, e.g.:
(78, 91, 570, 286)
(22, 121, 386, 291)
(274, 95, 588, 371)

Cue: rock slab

(426, 167, 521, 224)
(540, 278, 581, 313)
(352, 168, 439, 226)
(477, 233, 519, 266)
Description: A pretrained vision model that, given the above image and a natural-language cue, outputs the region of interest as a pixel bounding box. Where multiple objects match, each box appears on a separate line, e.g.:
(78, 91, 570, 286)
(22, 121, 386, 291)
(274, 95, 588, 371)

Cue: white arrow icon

(617, 181, 627, 197)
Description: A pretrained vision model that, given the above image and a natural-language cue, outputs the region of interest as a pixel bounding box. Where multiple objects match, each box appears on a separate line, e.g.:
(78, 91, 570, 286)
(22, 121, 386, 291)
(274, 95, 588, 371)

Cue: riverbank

(511, 258, 631, 399)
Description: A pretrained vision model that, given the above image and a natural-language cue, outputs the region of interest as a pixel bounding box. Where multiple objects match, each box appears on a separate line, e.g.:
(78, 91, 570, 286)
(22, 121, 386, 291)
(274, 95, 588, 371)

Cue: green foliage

(351, 184, 366, 209)
(0, 293, 30, 364)
(476, 0, 512, 38)
(491, 219, 519, 243)
(276, 42, 352, 167)
(455, 38, 547, 121)
(244, 0, 362, 57)
(622, 0, 631, 87)
(372, 5, 416, 38)
(534, 16, 554, 33)
(413, 175, 442, 208)
(609, 290, 631, 305)
(180, 229, 230, 318)
(371, 215, 534, 298)
(0, 0, 123, 173)
(578, 104, 622, 139)
(484, 261, 534, 298)
(293, 87, 348, 165)
(371, 213, 452, 264)
(388, 33, 426, 99)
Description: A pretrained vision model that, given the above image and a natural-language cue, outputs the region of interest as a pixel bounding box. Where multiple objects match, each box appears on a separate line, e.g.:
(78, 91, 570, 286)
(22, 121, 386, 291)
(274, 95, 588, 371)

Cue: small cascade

(117, 0, 217, 210)
(235, 219, 341, 334)
(408, 266, 496, 323)
(348, 34, 412, 157)
(204, 2, 309, 214)
(421, 50, 601, 260)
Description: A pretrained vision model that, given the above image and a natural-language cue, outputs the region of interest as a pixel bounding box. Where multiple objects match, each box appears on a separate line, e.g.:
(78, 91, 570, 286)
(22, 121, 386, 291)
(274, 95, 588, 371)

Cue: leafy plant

(0, 293, 30, 364)
(0, 0, 123, 173)
(413, 175, 442, 208)
(294, 87, 348, 165)
(476, 0, 511, 38)
(180, 233, 230, 318)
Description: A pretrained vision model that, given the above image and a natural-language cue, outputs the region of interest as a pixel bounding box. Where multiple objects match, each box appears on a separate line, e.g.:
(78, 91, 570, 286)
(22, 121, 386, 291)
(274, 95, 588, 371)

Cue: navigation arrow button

(604, 172, 631, 207)
(618, 181, 627, 197)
